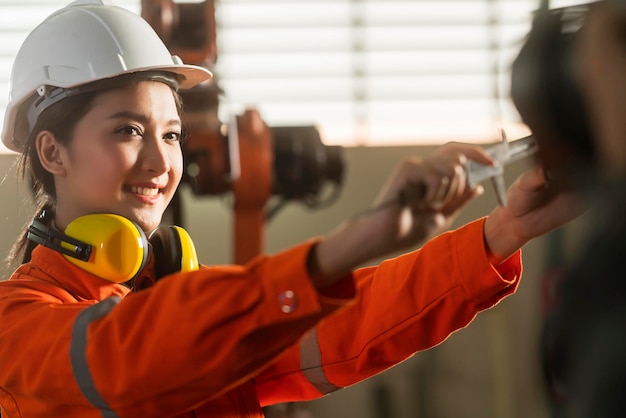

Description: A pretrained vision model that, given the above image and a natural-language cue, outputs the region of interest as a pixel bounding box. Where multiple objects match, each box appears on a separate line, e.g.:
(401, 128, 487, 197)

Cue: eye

(116, 125, 142, 137)
(163, 131, 182, 142)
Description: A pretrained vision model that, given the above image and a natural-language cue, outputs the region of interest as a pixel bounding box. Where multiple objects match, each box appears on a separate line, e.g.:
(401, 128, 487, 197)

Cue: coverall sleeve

(254, 217, 522, 405)
(0, 241, 354, 417)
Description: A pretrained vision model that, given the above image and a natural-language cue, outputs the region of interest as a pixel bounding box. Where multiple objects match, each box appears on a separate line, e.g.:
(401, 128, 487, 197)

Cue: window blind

(0, 0, 587, 152)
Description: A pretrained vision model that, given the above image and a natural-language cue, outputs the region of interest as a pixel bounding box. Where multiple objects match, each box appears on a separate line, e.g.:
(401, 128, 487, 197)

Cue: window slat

(0, 0, 586, 152)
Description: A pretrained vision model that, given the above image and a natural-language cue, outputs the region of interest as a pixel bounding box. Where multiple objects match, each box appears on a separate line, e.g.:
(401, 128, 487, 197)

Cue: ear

(35, 130, 67, 176)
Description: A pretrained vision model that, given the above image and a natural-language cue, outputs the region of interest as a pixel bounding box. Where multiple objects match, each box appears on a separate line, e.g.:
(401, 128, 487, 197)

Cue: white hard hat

(1, 0, 213, 152)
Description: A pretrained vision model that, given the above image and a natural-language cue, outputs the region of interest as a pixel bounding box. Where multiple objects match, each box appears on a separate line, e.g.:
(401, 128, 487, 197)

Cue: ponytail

(4, 188, 53, 269)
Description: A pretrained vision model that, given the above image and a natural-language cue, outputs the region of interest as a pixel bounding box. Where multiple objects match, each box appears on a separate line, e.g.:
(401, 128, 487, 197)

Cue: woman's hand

(484, 166, 585, 264)
(309, 142, 495, 288)
(363, 142, 494, 252)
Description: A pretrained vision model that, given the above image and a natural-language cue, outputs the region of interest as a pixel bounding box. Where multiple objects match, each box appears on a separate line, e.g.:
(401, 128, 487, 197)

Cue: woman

(0, 1, 581, 417)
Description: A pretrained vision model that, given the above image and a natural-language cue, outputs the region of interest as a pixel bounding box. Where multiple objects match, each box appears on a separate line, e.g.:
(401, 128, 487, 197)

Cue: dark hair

(5, 73, 184, 268)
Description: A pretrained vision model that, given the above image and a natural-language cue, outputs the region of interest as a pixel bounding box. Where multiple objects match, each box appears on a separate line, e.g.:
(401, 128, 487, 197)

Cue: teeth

(129, 186, 159, 197)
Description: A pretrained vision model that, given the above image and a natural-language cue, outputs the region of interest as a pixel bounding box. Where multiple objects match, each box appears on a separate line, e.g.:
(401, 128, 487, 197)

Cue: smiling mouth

(128, 185, 161, 197)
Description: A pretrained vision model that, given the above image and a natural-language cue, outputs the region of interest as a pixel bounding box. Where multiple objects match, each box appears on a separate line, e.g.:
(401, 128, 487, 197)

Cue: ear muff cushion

(64, 214, 149, 283)
(149, 225, 199, 279)
(172, 226, 199, 273)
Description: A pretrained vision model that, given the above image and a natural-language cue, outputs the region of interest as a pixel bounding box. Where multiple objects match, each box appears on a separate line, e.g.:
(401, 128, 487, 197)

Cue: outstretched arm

(309, 143, 583, 286)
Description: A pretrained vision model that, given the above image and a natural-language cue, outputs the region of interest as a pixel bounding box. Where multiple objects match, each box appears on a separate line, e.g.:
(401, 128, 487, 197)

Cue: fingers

(377, 142, 494, 217)
(434, 142, 495, 167)
(429, 171, 461, 209)
(432, 175, 451, 207)
(423, 153, 474, 208)
(515, 166, 548, 192)
(401, 152, 475, 210)
(423, 142, 495, 207)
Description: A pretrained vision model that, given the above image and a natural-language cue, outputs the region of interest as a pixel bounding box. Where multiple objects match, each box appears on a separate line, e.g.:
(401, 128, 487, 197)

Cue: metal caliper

(352, 131, 538, 219)
(465, 131, 538, 207)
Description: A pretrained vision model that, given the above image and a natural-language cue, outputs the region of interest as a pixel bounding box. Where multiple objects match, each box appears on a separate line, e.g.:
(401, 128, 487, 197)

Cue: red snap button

(279, 290, 297, 313)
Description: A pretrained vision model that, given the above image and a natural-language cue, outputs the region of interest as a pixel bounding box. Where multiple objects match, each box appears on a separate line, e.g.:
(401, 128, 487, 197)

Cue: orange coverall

(0, 218, 521, 417)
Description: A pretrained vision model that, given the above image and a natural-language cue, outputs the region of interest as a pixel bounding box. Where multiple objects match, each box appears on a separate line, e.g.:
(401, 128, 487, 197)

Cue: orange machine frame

(142, 0, 273, 265)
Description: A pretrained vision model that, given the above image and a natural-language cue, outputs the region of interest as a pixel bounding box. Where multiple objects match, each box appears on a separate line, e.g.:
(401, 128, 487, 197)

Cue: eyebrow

(107, 111, 181, 127)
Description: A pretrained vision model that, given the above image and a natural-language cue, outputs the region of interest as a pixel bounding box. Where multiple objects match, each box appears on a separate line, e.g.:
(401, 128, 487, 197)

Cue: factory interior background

(0, 1, 592, 417)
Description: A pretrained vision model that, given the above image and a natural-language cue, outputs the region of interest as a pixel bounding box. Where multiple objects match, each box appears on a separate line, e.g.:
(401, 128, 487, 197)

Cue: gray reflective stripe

(299, 329, 341, 394)
(70, 296, 121, 418)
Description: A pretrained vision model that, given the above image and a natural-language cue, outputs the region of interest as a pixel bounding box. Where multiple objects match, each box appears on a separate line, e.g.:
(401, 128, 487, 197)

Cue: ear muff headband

(149, 225, 199, 279)
(27, 213, 149, 284)
(27, 215, 92, 261)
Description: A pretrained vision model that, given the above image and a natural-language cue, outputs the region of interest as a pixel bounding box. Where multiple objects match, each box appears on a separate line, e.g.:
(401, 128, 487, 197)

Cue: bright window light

(0, 0, 587, 153)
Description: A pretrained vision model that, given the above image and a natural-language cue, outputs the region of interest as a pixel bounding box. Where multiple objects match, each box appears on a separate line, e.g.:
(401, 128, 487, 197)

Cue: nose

(141, 135, 172, 175)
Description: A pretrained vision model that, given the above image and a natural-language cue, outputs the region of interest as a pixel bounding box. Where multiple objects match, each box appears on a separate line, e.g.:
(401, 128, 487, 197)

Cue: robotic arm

(141, 0, 344, 264)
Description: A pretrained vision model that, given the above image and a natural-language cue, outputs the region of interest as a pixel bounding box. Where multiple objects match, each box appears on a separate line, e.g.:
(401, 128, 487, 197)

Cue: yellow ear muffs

(149, 225, 199, 279)
(27, 212, 149, 284)
(63, 214, 149, 283)
(26, 211, 197, 284)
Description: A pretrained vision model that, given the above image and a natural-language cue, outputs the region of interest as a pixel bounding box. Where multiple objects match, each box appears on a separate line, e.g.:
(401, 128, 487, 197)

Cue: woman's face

(53, 81, 183, 232)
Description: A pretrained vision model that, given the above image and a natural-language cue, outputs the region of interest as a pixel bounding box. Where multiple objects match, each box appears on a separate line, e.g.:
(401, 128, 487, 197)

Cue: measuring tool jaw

(465, 135, 538, 206)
